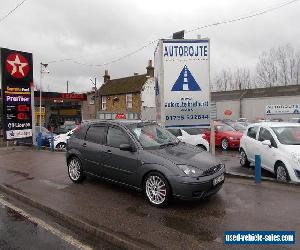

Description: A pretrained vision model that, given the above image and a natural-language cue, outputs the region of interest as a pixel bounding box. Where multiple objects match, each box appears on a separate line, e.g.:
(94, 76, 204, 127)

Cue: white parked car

(240, 122, 300, 183)
(54, 128, 76, 150)
(167, 128, 209, 151)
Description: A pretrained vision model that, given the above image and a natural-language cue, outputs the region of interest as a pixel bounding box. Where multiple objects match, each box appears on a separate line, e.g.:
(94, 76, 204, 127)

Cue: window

(247, 126, 258, 139)
(130, 124, 178, 149)
(216, 125, 235, 132)
(184, 128, 205, 135)
(107, 127, 130, 148)
(272, 126, 300, 145)
(258, 127, 277, 147)
(102, 96, 107, 110)
(85, 126, 106, 144)
(126, 93, 133, 109)
(73, 125, 88, 140)
(167, 129, 182, 137)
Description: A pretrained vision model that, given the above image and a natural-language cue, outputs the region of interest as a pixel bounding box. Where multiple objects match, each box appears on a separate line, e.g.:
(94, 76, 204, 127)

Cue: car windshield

(183, 128, 205, 135)
(216, 124, 235, 132)
(129, 123, 179, 149)
(233, 123, 246, 132)
(272, 126, 300, 145)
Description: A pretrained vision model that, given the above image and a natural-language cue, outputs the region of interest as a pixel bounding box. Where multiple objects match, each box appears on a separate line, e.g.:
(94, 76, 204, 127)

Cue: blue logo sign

(171, 65, 201, 91)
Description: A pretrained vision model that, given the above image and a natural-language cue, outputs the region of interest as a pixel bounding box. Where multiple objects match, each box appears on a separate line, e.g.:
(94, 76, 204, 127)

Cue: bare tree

(213, 67, 251, 91)
(213, 69, 233, 91)
(256, 44, 300, 87)
(256, 48, 278, 87)
(234, 67, 251, 90)
(295, 52, 300, 84)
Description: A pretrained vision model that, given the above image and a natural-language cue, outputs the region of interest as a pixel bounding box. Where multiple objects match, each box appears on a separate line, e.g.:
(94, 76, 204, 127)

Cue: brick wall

(101, 92, 141, 114)
(81, 93, 96, 120)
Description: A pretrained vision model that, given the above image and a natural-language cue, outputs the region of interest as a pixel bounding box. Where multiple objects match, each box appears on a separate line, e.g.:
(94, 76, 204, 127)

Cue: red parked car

(203, 123, 243, 150)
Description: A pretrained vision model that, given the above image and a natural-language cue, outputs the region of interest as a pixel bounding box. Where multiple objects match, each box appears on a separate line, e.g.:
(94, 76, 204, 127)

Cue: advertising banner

(266, 104, 300, 115)
(1, 48, 33, 140)
(155, 39, 210, 128)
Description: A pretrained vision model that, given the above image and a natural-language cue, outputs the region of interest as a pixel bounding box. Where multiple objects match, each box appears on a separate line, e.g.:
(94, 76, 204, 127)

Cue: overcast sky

(1, 0, 299, 93)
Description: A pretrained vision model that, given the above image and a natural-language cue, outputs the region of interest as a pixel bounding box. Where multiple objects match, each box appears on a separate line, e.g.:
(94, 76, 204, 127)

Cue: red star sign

(5, 53, 30, 79)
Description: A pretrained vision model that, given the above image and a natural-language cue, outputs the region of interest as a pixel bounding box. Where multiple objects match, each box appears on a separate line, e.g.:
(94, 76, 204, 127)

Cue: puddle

(7, 170, 29, 178)
(164, 216, 217, 242)
(6, 170, 33, 180)
(126, 206, 148, 218)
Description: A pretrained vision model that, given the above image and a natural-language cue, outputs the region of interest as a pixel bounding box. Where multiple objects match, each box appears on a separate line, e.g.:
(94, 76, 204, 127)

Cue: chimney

(146, 60, 154, 77)
(103, 69, 110, 83)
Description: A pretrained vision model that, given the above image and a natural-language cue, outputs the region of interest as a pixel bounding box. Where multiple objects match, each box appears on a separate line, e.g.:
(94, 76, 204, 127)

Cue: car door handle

(82, 143, 87, 147)
(106, 150, 112, 154)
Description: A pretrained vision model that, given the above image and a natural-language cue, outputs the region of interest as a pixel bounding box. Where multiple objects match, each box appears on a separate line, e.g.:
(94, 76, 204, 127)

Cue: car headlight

(177, 165, 203, 177)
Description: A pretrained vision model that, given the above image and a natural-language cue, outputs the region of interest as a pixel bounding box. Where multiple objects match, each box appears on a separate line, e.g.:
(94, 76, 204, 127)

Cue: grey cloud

(1, 0, 300, 93)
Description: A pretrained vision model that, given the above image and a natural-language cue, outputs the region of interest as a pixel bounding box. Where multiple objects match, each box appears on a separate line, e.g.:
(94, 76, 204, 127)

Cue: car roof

(248, 122, 300, 128)
(81, 119, 155, 127)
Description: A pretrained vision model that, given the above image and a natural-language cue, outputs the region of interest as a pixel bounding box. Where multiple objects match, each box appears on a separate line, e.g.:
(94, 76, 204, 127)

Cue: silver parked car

(66, 120, 225, 207)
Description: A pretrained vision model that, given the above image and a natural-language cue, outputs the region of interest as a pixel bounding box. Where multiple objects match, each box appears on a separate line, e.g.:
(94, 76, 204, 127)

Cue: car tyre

(276, 163, 290, 182)
(221, 138, 229, 150)
(240, 149, 250, 168)
(143, 172, 171, 208)
(197, 144, 207, 151)
(68, 157, 85, 183)
(56, 142, 67, 150)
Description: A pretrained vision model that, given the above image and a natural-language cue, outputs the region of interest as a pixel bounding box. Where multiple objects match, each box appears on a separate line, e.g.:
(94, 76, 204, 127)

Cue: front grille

(203, 164, 224, 176)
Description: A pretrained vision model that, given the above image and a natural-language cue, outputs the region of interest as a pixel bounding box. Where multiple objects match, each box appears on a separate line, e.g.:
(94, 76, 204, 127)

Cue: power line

(47, 0, 299, 68)
(186, 0, 299, 34)
(0, 0, 28, 24)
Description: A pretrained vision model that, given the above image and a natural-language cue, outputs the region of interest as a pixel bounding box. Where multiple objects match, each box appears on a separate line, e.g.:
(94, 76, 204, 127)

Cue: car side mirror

(119, 144, 133, 151)
(262, 140, 271, 147)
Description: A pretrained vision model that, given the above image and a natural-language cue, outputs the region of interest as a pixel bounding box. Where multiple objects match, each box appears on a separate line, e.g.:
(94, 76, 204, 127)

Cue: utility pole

(67, 80, 69, 93)
(90, 78, 97, 119)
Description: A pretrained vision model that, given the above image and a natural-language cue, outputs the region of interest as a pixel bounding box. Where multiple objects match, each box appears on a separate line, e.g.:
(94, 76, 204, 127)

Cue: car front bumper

(228, 140, 240, 148)
(170, 170, 225, 200)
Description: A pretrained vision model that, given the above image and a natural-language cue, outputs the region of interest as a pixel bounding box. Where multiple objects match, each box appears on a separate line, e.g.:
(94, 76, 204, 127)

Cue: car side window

(107, 126, 130, 148)
(73, 125, 88, 139)
(85, 126, 106, 144)
(247, 126, 258, 139)
(258, 127, 277, 147)
(168, 129, 182, 137)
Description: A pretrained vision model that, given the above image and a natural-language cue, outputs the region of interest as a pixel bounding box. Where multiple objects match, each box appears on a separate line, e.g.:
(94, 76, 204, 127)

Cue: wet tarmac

(0, 203, 77, 250)
(0, 148, 299, 249)
(215, 148, 276, 179)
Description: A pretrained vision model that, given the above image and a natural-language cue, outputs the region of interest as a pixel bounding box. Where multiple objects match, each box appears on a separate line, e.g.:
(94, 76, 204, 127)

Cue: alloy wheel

(57, 143, 66, 150)
(221, 139, 229, 150)
(145, 175, 167, 205)
(276, 165, 288, 182)
(240, 151, 246, 165)
(68, 158, 82, 182)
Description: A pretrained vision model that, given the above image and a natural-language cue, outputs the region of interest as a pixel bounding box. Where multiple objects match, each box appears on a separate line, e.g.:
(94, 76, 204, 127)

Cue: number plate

(213, 174, 224, 186)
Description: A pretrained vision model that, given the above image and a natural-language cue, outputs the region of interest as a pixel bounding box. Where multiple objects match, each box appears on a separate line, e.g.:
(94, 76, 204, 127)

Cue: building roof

(99, 74, 149, 96)
(212, 84, 300, 102)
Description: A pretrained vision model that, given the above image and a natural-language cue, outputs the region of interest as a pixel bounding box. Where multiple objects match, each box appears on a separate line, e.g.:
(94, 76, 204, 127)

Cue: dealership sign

(266, 104, 300, 115)
(155, 39, 210, 128)
(1, 48, 33, 140)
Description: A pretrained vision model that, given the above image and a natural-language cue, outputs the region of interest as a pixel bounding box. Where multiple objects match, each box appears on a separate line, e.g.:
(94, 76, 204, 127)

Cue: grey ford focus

(66, 120, 225, 207)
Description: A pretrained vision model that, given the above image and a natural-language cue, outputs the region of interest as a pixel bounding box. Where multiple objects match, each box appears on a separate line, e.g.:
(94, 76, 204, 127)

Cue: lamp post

(37, 62, 49, 149)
